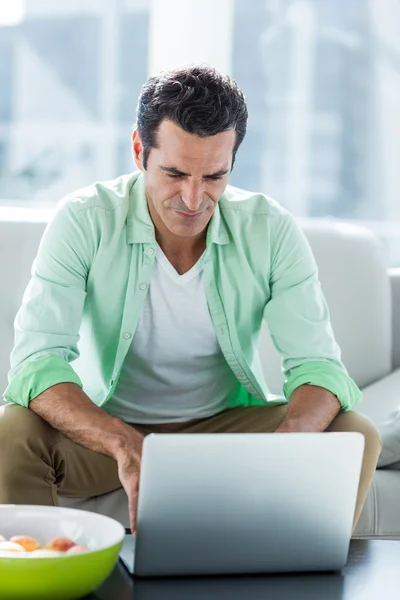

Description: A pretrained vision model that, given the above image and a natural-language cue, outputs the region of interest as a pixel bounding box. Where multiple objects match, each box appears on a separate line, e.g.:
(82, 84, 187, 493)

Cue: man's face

(132, 119, 235, 240)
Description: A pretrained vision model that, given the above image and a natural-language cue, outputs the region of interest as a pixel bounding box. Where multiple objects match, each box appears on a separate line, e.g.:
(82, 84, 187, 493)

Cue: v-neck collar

(156, 244, 205, 285)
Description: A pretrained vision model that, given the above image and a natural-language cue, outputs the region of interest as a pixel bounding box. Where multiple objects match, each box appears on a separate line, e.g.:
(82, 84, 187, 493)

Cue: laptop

(120, 431, 364, 577)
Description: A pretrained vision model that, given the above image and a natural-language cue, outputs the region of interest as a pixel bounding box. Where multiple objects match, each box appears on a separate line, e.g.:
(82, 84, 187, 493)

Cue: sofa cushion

(377, 409, 400, 468)
(353, 368, 400, 427)
(0, 217, 48, 401)
(301, 222, 392, 389)
(353, 470, 400, 539)
(351, 368, 400, 467)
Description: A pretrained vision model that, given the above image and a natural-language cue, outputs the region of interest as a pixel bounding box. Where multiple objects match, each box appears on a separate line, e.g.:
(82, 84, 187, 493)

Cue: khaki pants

(0, 403, 382, 530)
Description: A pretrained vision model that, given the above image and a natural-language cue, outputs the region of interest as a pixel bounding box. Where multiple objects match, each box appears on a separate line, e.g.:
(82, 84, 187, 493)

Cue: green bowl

(0, 504, 125, 599)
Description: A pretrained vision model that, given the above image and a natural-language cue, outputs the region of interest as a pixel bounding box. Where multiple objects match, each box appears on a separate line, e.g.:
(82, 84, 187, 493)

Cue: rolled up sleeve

(2, 199, 91, 407)
(263, 211, 362, 412)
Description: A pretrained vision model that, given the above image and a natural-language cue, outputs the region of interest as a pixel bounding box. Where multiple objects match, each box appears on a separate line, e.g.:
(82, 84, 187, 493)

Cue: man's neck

(156, 233, 207, 275)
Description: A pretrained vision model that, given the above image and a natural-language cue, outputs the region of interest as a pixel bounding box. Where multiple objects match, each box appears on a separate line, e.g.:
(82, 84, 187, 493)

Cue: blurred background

(1, 0, 400, 263)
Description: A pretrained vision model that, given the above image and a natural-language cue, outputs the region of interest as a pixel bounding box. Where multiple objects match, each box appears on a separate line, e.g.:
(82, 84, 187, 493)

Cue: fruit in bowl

(0, 505, 125, 599)
(0, 534, 89, 557)
(9, 535, 42, 552)
(45, 536, 79, 552)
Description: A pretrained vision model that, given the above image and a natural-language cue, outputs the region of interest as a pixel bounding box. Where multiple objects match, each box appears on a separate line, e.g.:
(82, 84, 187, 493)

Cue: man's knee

(0, 403, 62, 504)
(0, 403, 58, 471)
(1, 403, 54, 439)
(328, 410, 383, 462)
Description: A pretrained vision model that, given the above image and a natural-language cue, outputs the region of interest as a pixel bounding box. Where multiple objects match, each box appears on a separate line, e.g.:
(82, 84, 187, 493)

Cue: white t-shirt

(105, 244, 241, 424)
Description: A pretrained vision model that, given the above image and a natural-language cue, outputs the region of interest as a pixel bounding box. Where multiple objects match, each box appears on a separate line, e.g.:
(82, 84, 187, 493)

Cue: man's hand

(29, 382, 146, 531)
(116, 434, 144, 533)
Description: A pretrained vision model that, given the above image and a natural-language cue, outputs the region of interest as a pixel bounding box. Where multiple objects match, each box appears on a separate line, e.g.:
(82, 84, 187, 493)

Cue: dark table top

(89, 539, 400, 600)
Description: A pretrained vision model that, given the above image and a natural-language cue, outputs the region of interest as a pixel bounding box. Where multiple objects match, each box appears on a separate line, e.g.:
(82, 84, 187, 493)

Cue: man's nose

(181, 181, 204, 211)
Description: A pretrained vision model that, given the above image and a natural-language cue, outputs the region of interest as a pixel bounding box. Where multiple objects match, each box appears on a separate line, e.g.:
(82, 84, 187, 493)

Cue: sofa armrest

(389, 268, 400, 370)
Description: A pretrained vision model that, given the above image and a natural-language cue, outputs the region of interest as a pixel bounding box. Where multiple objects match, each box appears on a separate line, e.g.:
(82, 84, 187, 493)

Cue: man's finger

(129, 481, 139, 533)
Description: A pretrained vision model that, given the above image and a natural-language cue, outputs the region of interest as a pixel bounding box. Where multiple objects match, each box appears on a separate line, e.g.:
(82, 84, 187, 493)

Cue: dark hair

(136, 64, 248, 170)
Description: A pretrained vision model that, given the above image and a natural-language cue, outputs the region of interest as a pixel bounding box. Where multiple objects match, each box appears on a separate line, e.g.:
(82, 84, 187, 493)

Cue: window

(0, 0, 149, 205)
(1, 0, 400, 264)
(231, 0, 400, 265)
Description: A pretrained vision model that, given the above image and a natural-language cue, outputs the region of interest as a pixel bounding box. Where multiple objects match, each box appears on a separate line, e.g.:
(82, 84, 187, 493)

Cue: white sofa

(1, 209, 399, 538)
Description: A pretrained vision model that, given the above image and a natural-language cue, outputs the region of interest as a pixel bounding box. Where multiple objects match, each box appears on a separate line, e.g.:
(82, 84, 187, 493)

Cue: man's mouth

(174, 210, 203, 220)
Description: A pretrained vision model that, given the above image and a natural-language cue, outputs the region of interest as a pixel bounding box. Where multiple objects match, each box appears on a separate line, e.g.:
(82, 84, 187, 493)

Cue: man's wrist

(110, 421, 143, 462)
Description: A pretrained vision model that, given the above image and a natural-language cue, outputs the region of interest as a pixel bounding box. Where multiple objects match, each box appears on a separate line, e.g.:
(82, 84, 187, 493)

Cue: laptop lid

(133, 431, 364, 577)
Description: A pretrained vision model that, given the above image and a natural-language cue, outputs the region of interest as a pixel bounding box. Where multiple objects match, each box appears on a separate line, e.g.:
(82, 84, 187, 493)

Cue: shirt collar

(206, 199, 230, 246)
(126, 172, 230, 246)
(126, 173, 156, 244)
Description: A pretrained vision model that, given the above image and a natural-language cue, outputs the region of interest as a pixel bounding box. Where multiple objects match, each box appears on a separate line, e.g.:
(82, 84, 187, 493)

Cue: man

(0, 65, 381, 533)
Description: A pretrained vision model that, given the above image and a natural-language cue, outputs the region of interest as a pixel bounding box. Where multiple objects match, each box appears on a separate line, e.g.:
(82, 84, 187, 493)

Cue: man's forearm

(276, 384, 341, 433)
(29, 383, 140, 461)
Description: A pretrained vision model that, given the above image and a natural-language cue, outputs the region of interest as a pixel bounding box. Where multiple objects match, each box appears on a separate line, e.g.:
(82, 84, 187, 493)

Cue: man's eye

(165, 173, 223, 181)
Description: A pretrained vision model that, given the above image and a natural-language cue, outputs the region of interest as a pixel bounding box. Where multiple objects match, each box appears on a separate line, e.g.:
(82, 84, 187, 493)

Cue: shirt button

(123, 332, 131, 339)
(147, 248, 155, 256)
(139, 283, 147, 290)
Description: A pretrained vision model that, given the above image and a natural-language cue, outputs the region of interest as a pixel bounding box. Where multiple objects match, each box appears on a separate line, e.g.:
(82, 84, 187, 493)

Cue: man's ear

(132, 130, 144, 171)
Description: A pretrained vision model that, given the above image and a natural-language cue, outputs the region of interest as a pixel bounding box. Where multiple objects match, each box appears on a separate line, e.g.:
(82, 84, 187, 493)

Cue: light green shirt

(3, 172, 362, 412)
